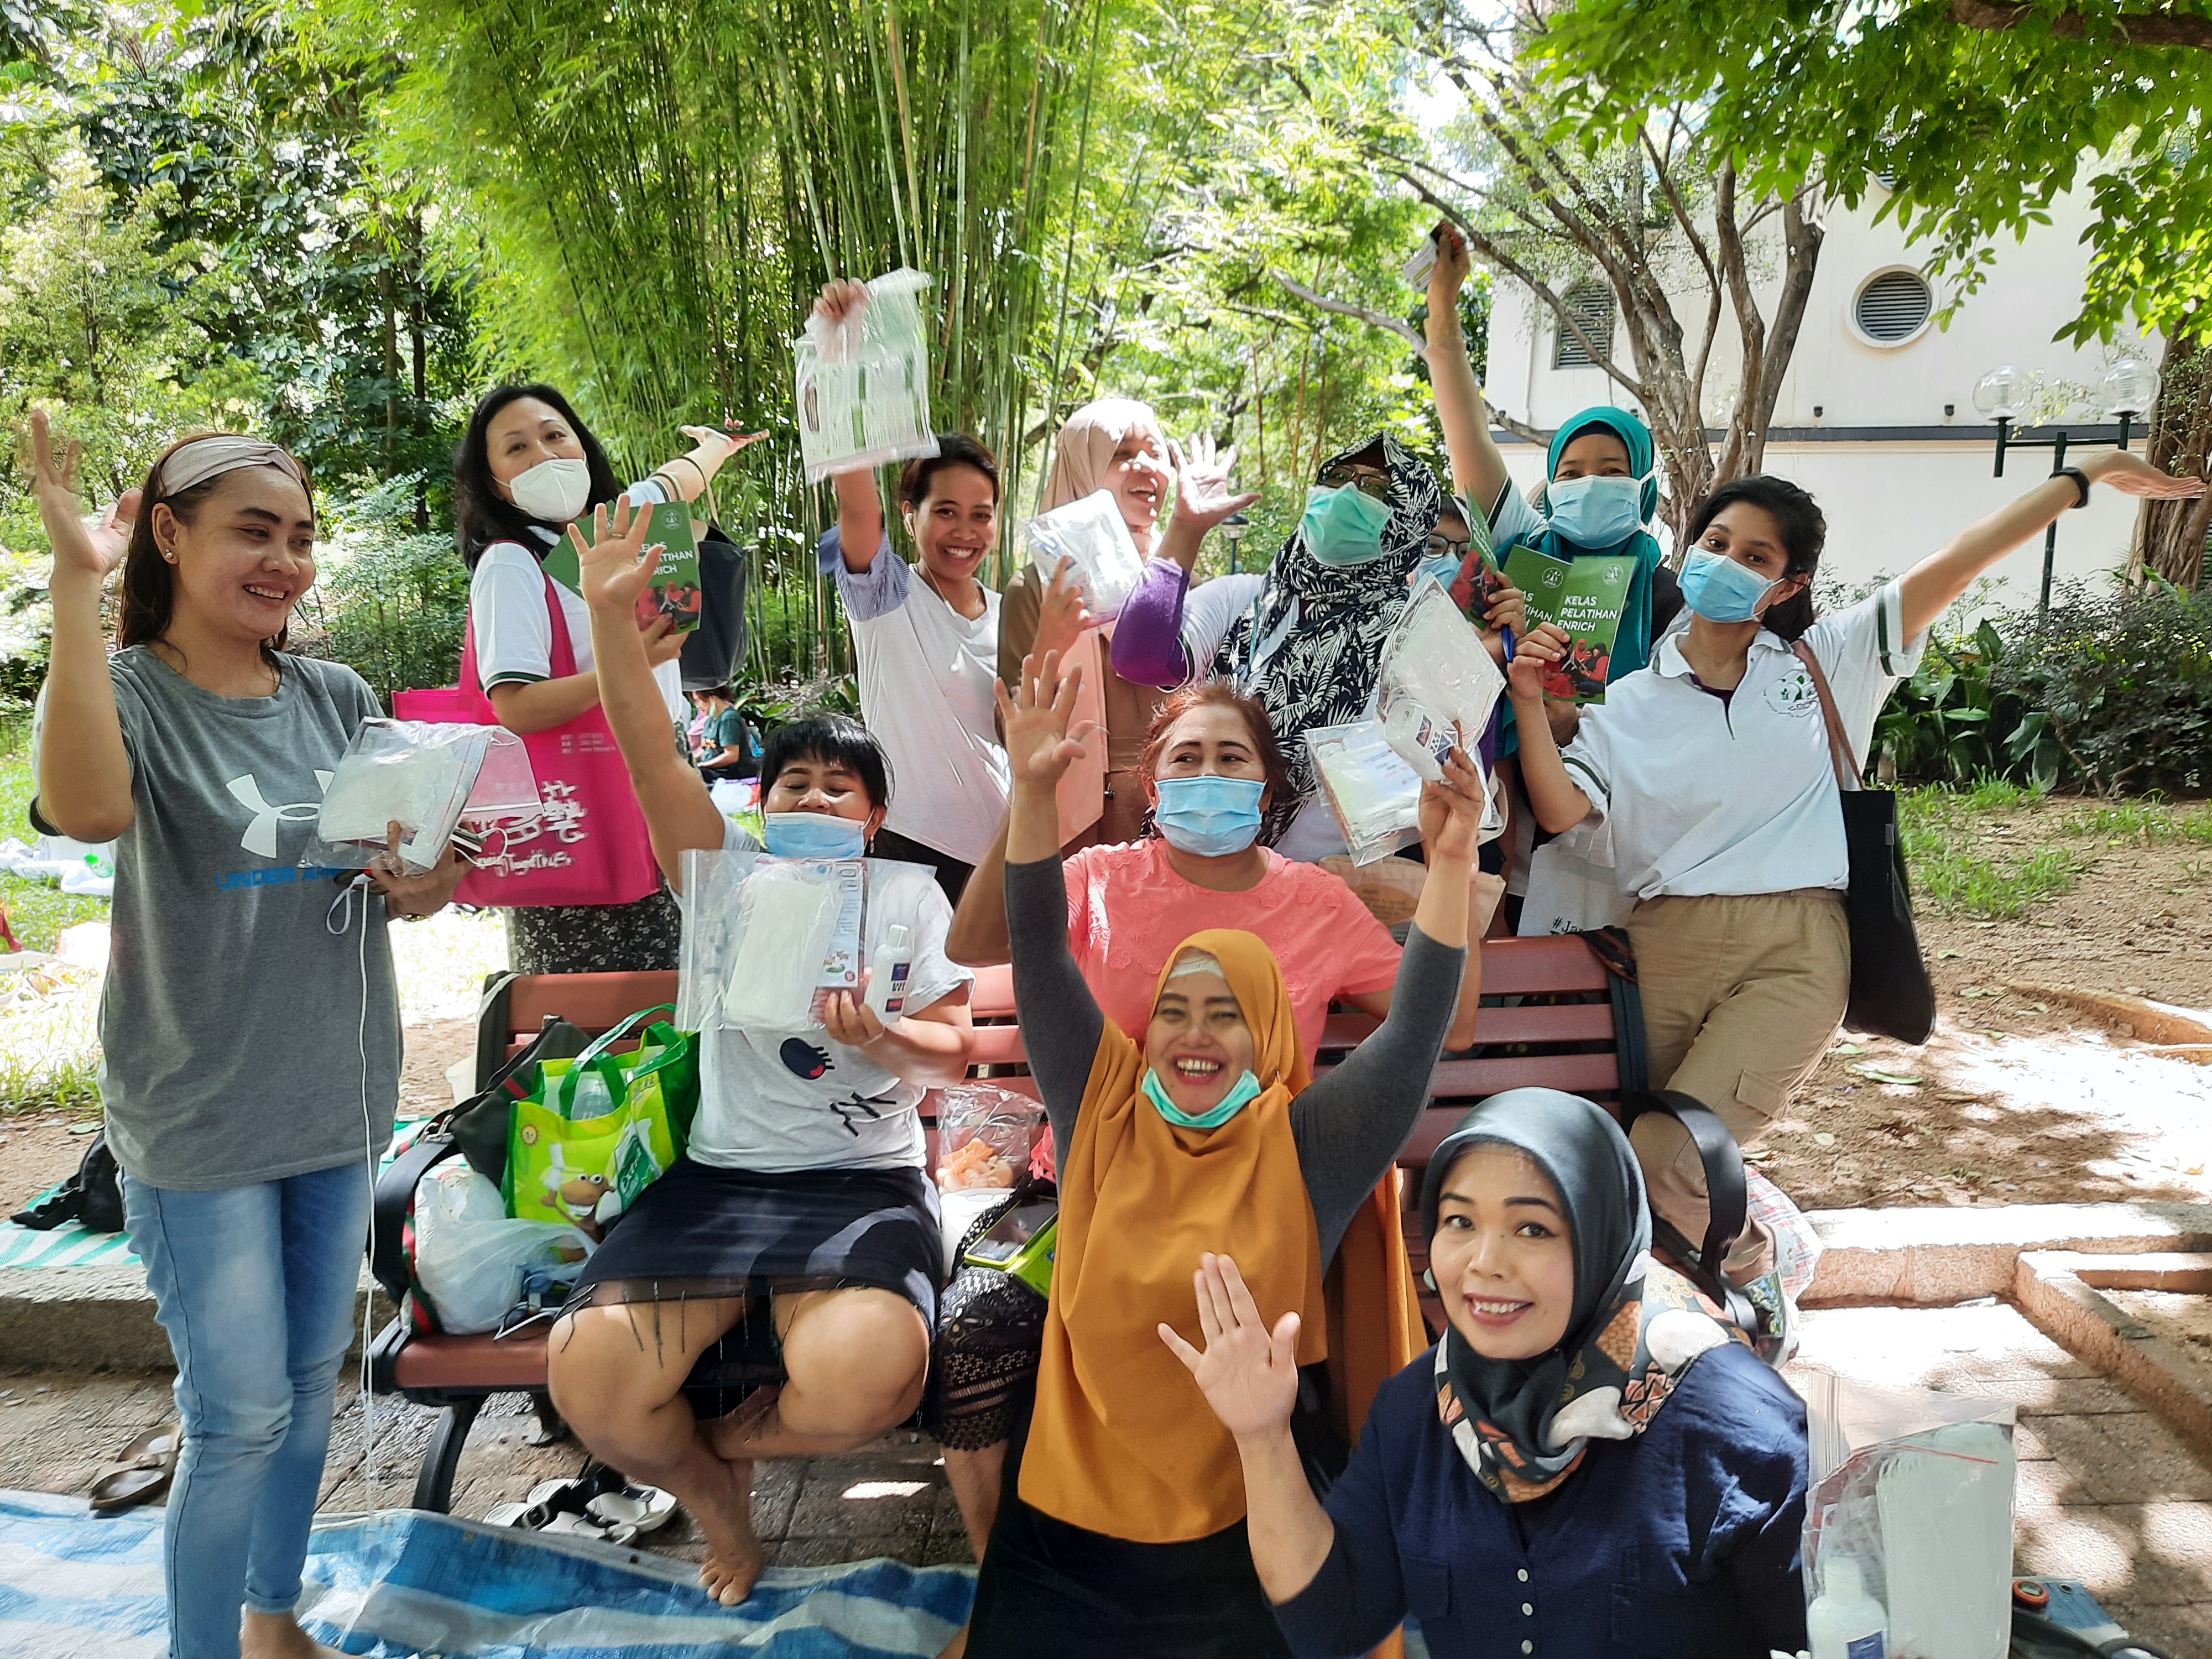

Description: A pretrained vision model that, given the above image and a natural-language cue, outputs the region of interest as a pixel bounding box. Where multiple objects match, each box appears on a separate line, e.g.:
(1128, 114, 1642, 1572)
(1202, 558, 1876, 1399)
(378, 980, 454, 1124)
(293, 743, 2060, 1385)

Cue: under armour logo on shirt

(225, 770, 334, 858)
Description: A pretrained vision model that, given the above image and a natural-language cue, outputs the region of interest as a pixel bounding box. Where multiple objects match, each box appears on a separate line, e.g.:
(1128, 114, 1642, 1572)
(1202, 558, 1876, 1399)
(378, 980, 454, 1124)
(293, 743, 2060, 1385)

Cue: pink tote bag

(396, 574, 661, 909)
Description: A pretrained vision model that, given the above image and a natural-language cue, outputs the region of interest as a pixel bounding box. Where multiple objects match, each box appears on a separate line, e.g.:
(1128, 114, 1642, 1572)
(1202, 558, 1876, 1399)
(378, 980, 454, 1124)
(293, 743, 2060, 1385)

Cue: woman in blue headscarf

(1426, 227, 1666, 700)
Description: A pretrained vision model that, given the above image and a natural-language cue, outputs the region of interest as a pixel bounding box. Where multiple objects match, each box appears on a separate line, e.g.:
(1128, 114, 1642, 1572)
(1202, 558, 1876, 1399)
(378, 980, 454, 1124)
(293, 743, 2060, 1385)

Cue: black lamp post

(1222, 512, 1250, 575)
(1975, 357, 2159, 619)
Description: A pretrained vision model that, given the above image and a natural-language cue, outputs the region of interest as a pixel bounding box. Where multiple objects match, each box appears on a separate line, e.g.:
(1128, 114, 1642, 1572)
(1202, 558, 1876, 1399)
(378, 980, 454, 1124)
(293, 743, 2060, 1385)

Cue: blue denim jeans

(123, 1160, 371, 1659)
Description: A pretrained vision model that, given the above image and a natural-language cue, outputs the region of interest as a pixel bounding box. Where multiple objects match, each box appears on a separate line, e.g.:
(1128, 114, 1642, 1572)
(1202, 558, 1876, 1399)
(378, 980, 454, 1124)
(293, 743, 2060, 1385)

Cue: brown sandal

(87, 1422, 180, 1515)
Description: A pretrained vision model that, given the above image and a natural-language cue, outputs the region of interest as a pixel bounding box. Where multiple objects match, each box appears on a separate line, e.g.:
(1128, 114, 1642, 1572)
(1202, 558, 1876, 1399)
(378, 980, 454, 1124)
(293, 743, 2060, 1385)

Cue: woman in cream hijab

(997, 398, 1253, 847)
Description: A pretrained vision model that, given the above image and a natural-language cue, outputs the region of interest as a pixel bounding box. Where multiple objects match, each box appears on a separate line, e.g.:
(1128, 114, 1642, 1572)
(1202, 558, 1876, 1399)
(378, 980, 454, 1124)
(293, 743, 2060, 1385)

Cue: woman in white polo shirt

(1511, 457, 2201, 1292)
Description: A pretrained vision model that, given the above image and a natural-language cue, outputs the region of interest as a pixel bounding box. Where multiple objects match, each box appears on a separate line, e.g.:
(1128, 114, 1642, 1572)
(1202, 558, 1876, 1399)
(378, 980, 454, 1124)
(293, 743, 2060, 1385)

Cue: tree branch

(1948, 0, 2212, 49)
(1267, 272, 1428, 355)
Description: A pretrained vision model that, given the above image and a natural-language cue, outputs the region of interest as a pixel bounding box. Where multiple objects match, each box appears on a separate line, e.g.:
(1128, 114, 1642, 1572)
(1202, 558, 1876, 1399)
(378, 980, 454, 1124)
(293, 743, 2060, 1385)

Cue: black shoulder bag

(1791, 641, 1936, 1045)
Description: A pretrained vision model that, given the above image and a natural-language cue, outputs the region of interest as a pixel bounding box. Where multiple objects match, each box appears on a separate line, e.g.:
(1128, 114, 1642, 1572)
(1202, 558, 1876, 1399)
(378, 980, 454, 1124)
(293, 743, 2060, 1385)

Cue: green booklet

(541, 501, 703, 634)
(1501, 545, 1636, 703)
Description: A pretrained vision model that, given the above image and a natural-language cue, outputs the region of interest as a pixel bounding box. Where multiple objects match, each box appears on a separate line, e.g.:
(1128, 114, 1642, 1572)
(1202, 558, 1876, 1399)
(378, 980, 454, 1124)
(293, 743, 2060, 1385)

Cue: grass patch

(1900, 783, 2091, 919)
(0, 970, 102, 1117)
(2051, 799, 2212, 845)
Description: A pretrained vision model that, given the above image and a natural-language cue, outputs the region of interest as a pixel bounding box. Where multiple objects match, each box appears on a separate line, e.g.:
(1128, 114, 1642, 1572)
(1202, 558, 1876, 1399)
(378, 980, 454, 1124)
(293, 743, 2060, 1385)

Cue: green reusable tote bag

(503, 1006, 700, 1235)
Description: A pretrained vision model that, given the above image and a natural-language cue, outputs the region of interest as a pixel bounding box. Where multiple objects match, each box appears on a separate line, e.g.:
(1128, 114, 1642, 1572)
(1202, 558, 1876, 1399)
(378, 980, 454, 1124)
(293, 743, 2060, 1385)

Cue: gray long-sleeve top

(1006, 853, 1466, 1264)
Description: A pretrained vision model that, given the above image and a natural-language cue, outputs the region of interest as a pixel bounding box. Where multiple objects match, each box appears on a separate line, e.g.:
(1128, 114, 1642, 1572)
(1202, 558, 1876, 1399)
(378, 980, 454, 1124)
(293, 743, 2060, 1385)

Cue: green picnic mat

(0, 1187, 138, 1269)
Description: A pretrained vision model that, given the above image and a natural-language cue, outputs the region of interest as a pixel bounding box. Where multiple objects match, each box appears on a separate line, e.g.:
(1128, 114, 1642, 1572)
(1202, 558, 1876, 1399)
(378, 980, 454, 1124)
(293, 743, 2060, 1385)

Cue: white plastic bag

(1374, 576, 1507, 784)
(794, 268, 940, 483)
(311, 719, 534, 873)
(1305, 721, 1423, 865)
(1798, 1371, 2016, 1659)
(1021, 489, 1145, 625)
(410, 1160, 593, 1336)
(1517, 838, 1635, 936)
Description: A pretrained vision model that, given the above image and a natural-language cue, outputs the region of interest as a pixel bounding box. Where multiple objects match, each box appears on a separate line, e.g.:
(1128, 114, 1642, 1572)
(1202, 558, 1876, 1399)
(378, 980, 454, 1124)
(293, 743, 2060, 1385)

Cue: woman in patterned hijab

(1213, 433, 1442, 835)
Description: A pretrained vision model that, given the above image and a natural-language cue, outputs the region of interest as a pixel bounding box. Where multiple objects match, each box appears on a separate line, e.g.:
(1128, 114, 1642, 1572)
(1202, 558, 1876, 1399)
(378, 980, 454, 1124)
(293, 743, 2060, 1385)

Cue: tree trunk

(2131, 328, 2212, 589)
(380, 264, 399, 481)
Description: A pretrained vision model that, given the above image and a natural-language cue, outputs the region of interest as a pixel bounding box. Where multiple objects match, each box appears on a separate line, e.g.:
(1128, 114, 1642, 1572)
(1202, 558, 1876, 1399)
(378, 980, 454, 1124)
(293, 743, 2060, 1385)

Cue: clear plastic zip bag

(794, 268, 940, 483)
(1798, 1370, 2017, 1659)
(1021, 488, 1145, 625)
(1374, 575, 1506, 785)
(309, 719, 536, 874)
(678, 850, 941, 1032)
(1305, 720, 1424, 865)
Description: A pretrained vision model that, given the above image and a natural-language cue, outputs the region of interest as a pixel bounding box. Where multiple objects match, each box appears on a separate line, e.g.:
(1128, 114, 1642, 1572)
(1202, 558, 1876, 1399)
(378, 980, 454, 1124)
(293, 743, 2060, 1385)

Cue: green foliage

(291, 473, 468, 708)
(1876, 582, 2212, 796)
(1535, 0, 2212, 343)
(1898, 785, 2087, 919)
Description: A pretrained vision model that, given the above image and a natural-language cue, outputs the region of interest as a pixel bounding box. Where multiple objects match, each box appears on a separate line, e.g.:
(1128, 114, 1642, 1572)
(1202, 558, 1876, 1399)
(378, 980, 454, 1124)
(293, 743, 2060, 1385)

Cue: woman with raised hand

(1109, 432, 1446, 861)
(933, 677, 1493, 1573)
(957, 645, 1483, 1658)
(453, 382, 760, 973)
(26, 412, 465, 1659)
(813, 279, 1009, 903)
(998, 397, 1256, 849)
(546, 498, 977, 1608)
(1508, 457, 2204, 1318)
(1169, 1090, 1811, 1658)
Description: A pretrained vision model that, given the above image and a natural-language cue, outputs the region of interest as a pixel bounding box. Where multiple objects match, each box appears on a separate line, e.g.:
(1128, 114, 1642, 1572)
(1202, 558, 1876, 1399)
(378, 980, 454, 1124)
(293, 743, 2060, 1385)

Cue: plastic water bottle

(866, 924, 913, 1019)
(1808, 1557, 1888, 1659)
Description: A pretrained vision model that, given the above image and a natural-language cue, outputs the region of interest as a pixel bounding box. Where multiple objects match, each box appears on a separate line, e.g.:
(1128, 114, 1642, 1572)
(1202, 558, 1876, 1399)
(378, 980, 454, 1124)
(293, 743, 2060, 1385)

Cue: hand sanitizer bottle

(866, 924, 913, 1019)
(1808, 1557, 1887, 1659)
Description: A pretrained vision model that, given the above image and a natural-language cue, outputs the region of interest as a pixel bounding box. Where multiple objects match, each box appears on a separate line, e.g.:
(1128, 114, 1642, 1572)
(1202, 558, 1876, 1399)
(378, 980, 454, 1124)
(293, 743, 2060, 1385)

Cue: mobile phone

(963, 1200, 1058, 1267)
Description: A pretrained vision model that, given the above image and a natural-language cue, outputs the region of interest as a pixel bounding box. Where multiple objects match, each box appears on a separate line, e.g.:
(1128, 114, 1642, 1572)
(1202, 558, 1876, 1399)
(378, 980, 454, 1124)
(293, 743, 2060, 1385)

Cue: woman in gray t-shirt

(27, 413, 465, 1659)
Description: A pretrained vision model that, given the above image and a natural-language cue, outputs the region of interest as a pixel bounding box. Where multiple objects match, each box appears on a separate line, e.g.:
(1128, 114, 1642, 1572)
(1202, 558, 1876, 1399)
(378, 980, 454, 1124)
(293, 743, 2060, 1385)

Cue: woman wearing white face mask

(453, 382, 759, 972)
(1510, 461, 2203, 1316)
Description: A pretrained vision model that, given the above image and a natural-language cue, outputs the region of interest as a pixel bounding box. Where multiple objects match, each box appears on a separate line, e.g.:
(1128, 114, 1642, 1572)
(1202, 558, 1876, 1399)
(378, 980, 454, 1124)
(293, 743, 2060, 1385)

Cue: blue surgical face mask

(1152, 774, 1265, 857)
(1142, 1066, 1264, 1130)
(1301, 484, 1393, 567)
(1678, 549, 1782, 624)
(1545, 473, 1646, 548)
(1416, 552, 1462, 591)
(763, 811, 868, 860)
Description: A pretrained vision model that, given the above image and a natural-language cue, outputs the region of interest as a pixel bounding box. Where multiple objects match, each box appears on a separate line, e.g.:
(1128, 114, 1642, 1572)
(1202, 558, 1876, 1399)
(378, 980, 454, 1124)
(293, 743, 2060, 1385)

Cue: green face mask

(1141, 1067, 1264, 1130)
(1301, 483, 1392, 567)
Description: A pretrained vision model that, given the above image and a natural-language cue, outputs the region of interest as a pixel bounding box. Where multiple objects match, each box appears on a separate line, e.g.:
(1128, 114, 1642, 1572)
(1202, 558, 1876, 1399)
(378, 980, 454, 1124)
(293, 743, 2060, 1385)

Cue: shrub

(1876, 580, 2211, 796)
(292, 474, 468, 709)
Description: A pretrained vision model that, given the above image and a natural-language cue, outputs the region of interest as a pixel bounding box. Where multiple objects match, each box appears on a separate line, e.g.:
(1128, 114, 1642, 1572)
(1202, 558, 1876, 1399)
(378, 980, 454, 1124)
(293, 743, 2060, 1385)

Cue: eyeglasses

(1427, 531, 1472, 561)
(1317, 462, 1393, 502)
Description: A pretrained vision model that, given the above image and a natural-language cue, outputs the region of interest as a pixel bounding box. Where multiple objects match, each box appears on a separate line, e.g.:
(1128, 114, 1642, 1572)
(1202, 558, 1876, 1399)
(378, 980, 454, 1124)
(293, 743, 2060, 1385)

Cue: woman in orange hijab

(960, 646, 1486, 1658)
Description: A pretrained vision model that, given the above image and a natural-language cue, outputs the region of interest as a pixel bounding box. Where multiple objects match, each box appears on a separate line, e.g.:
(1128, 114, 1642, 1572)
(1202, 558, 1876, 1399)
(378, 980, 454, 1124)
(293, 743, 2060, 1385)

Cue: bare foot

(935, 1624, 971, 1658)
(240, 1609, 343, 1659)
(687, 1451, 765, 1607)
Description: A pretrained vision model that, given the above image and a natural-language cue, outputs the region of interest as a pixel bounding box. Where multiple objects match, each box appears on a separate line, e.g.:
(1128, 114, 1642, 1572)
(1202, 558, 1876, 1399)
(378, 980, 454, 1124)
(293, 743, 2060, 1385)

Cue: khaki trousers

(1625, 889, 1849, 1278)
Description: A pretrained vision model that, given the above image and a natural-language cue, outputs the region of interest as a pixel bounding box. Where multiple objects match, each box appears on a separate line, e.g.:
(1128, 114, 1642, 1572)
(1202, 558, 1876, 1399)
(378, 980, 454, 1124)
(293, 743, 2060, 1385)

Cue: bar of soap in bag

(1021, 489, 1146, 625)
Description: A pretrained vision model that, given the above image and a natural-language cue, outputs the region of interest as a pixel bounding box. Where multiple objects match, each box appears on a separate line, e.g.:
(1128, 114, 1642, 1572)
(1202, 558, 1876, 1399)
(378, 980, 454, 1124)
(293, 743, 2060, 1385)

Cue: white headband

(158, 435, 306, 497)
(1166, 949, 1225, 982)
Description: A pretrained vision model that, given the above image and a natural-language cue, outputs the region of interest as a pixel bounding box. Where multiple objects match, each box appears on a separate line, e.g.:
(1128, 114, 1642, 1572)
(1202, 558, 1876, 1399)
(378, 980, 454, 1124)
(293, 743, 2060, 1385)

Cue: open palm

(25, 410, 135, 581)
(572, 498, 662, 615)
(2094, 450, 2208, 500)
(1168, 433, 1260, 538)
(992, 648, 1091, 787)
(1158, 1253, 1302, 1441)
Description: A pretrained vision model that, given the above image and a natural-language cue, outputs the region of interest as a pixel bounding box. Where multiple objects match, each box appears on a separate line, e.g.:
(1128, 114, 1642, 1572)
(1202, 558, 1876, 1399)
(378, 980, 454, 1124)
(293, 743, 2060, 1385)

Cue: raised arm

(1898, 449, 2203, 640)
(1292, 749, 1482, 1258)
(946, 814, 1015, 967)
(650, 422, 767, 504)
(1151, 432, 1259, 576)
(1160, 1253, 1413, 1656)
(812, 280, 890, 572)
(1425, 226, 1511, 524)
(997, 648, 1108, 1148)
(25, 412, 135, 843)
(573, 499, 726, 888)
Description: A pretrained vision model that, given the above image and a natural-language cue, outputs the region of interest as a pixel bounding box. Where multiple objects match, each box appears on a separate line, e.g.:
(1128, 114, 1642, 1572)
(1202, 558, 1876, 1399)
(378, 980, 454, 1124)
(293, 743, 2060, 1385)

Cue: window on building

(1853, 269, 1933, 344)
(1551, 283, 1614, 368)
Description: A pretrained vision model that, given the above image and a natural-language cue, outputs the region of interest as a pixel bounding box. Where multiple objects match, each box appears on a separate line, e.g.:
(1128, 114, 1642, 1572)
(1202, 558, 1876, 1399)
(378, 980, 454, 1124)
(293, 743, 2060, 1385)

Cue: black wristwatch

(2059, 465, 2091, 508)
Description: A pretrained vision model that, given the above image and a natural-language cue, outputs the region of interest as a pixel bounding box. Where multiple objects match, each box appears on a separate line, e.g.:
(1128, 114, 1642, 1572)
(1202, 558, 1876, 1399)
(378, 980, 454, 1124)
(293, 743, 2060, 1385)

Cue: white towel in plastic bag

(1021, 489, 1146, 625)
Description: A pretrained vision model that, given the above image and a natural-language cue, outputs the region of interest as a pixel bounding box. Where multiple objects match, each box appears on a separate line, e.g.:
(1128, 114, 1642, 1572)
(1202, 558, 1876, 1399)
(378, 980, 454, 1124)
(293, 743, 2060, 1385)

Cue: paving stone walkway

(6, 1295, 2209, 1652)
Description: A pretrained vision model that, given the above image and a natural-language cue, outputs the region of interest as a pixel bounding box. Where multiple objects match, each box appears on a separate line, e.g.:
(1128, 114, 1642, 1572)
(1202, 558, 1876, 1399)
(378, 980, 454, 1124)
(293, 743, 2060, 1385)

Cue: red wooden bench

(369, 936, 1642, 1511)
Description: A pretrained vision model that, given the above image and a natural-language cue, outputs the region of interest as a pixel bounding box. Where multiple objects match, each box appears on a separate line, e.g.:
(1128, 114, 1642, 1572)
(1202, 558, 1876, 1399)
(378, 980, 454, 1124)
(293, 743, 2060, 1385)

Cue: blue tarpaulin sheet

(0, 1490, 975, 1657)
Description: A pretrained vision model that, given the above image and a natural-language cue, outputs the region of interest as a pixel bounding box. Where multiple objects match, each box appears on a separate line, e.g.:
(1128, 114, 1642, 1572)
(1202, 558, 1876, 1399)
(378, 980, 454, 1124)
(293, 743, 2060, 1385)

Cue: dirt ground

(1764, 810, 2212, 1214)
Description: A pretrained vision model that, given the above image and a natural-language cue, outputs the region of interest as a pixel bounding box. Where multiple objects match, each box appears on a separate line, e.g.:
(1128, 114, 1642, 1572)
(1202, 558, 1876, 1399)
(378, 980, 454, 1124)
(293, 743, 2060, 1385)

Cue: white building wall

(1482, 187, 2156, 611)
